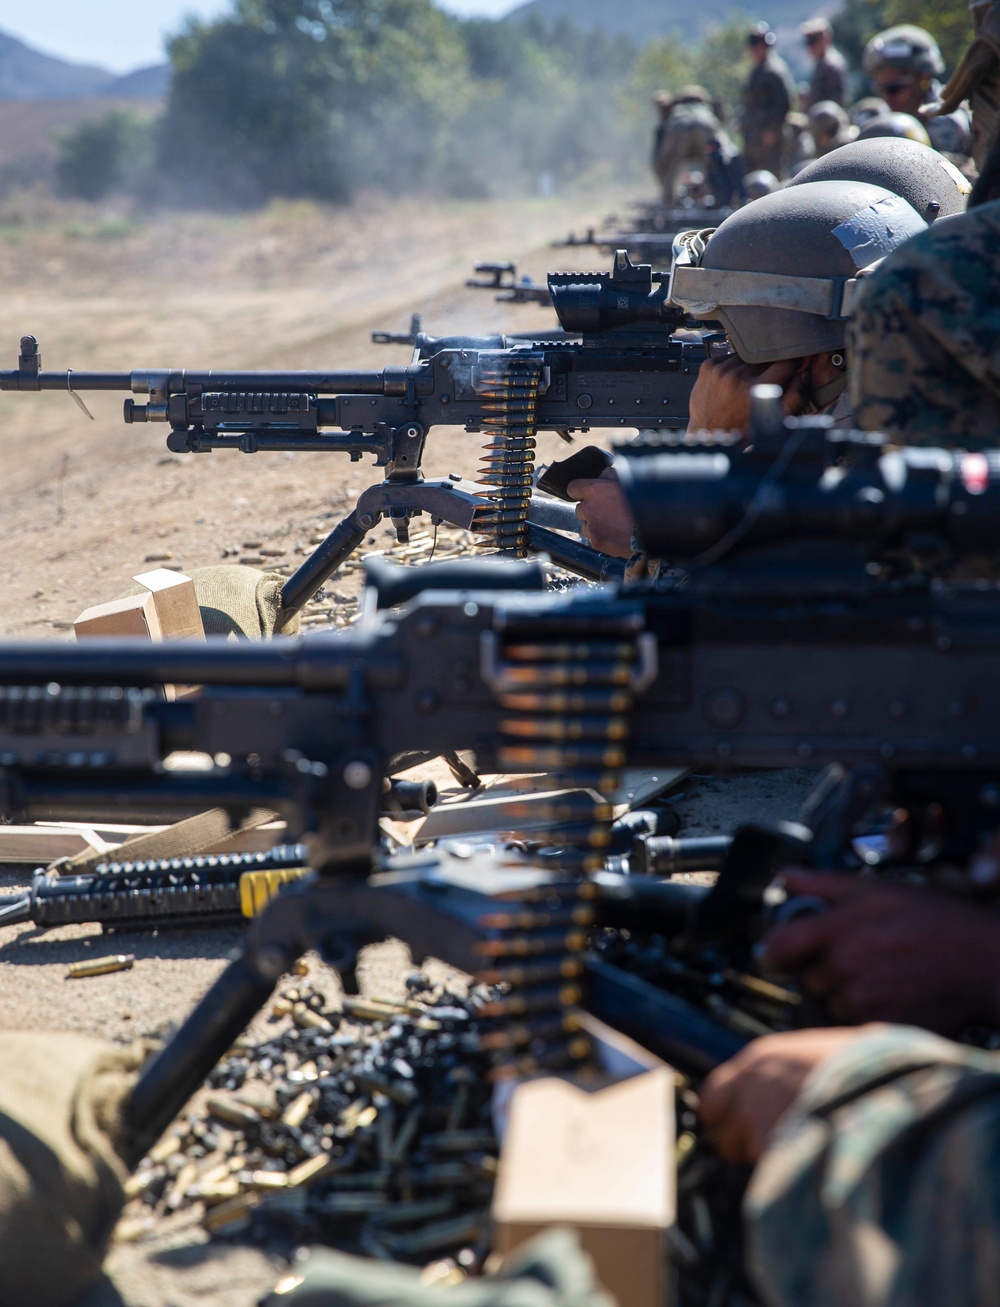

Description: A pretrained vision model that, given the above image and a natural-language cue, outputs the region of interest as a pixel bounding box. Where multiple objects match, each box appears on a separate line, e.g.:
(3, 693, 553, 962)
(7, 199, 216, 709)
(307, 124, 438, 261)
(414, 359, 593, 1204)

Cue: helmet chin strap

(806, 370, 850, 414)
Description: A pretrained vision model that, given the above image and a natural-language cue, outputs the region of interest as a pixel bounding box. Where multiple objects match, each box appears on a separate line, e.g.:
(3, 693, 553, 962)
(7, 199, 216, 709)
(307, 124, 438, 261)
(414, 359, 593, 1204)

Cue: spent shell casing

(166, 1160, 199, 1210)
(326, 1169, 391, 1191)
(148, 1134, 182, 1164)
(249, 1170, 289, 1189)
(424, 1129, 496, 1154)
(196, 1177, 242, 1203)
(355, 1070, 418, 1106)
(383, 1209, 487, 1257)
(372, 1195, 455, 1228)
(206, 1096, 262, 1129)
(292, 1002, 334, 1034)
(341, 997, 411, 1021)
(317, 1192, 389, 1215)
(280, 1090, 316, 1129)
(388, 1105, 422, 1164)
(202, 1192, 260, 1234)
(724, 970, 801, 1006)
(68, 954, 135, 979)
(287, 1153, 334, 1188)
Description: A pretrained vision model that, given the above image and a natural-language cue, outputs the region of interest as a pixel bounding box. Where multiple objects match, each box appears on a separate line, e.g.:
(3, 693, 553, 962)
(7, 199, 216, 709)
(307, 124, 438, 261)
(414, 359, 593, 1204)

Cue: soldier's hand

(566, 467, 635, 558)
(687, 354, 805, 433)
(765, 871, 1000, 1032)
(699, 1028, 863, 1164)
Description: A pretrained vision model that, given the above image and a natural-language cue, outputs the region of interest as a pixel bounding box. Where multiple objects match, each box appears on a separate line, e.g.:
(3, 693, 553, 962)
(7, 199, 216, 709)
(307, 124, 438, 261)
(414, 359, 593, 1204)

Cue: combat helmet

(789, 137, 970, 222)
(667, 179, 929, 364)
(849, 97, 889, 128)
(744, 170, 779, 200)
(856, 112, 931, 146)
(863, 25, 945, 80)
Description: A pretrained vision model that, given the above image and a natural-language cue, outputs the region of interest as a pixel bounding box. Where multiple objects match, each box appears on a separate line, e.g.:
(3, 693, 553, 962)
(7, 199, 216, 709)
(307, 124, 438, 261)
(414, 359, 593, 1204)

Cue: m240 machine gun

(0, 253, 704, 606)
(0, 418, 999, 1163)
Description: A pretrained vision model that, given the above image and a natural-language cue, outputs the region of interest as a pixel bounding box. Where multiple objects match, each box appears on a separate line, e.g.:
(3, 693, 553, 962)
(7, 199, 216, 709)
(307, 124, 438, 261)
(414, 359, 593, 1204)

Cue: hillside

(0, 28, 168, 100)
(509, 0, 834, 47)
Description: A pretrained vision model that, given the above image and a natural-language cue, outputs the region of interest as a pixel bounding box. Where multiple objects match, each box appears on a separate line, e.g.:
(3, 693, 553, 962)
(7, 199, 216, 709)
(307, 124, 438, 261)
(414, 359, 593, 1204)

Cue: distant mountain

(507, 0, 831, 48)
(110, 64, 171, 100)
(0, 28, 169, 101)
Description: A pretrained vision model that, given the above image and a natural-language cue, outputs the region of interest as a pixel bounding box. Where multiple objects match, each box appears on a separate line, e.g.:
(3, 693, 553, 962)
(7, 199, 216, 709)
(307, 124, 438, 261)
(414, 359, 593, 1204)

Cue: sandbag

(121, 565, 300, 640)
(0, 1032, 145, 1307)
(260, 1228, 615, 1307)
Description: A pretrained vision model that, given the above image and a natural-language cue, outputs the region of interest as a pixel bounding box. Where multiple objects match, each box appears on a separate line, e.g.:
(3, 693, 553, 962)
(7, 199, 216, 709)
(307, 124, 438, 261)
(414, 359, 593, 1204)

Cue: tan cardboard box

(493, 1058, 675, 1307)
(130, 569, 205, 642)
(73, 592, 164, 641)
(74, 571, 205, 700)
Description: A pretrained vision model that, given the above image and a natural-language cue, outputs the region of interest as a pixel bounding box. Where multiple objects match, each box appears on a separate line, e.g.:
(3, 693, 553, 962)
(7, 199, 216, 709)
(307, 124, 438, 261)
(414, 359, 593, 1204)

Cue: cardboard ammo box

(130, 568, 204, 642)
(74, 569, 205, 699)
(493, 1021, 675, 1307)
(73, 591, 164, 641)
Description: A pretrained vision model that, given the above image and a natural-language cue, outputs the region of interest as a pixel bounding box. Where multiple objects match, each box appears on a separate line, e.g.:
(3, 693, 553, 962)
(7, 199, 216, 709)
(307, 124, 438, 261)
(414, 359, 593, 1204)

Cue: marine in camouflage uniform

(802, 18, 849, 110)
(746, 1024, 1000, 1307)
(651, 87, 743, 208)
(742, 25, 797, 177)
(850, 199, 1000, 446)
(863, 25, 973, 165)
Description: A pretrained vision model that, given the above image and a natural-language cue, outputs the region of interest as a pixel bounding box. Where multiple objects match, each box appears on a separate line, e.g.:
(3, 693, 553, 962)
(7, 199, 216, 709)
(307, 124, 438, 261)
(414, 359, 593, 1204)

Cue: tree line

(55, 0, 973, 207)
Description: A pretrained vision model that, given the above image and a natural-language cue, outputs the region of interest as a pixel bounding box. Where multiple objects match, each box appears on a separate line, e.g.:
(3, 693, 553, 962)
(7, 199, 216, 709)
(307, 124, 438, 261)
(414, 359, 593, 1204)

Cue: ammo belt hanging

(474, 607, 649, 1078)
(472, 356, 545, 558)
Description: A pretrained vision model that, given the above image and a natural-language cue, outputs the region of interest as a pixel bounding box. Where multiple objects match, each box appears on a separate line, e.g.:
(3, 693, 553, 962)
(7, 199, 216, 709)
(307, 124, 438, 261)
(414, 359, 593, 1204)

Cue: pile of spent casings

(126, 974, 498, 1264)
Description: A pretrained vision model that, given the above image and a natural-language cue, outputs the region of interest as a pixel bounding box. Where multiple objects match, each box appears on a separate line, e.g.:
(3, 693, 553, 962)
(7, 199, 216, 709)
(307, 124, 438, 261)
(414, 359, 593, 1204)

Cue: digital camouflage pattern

(746, 1024, 1000, 1307)
(850, 199, 1000, 445)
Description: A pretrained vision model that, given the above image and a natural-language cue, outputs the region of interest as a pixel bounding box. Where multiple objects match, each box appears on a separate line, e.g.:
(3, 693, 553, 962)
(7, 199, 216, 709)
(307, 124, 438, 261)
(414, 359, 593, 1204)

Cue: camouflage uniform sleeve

(745, 1025, 1000, 1307)
(850, 204, 1000, 448)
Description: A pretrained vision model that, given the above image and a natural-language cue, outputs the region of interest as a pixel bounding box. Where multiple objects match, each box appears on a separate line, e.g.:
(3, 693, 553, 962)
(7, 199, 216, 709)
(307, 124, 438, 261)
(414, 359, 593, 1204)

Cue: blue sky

(0, 0, 525, 73)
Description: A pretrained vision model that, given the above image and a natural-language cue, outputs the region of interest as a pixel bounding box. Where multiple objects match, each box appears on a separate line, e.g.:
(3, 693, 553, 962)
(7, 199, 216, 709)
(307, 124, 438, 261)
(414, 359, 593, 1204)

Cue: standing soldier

(863, 25, 973, 164)
(801, 17, 849, 109)
(741, 22, 797, 177)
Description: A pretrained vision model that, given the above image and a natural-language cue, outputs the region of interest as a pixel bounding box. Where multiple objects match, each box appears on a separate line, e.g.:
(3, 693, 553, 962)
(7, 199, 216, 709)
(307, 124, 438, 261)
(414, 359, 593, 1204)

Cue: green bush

(56, 111, 155, 201)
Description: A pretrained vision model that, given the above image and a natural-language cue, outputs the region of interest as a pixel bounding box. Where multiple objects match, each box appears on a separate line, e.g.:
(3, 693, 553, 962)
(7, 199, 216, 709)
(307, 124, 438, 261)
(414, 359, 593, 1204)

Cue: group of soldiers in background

(652, 17, 975, 209)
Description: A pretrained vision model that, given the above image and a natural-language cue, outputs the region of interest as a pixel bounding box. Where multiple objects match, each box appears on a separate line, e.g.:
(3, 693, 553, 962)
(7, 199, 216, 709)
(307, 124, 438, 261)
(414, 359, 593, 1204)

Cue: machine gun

(556, 200, 736, 266)
(0, 252, 703, 608)
(0, 412, 998, 1165)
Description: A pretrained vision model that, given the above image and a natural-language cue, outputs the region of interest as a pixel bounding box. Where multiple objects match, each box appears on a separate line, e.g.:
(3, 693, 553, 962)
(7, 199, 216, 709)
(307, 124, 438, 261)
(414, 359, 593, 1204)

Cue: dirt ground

(0, 189, 818, 1307)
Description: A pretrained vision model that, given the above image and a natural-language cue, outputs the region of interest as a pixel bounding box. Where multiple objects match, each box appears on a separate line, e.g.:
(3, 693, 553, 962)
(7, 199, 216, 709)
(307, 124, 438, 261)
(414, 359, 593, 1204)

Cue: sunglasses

(804, 33, 824, 44)
(880, 81, 914, 95)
